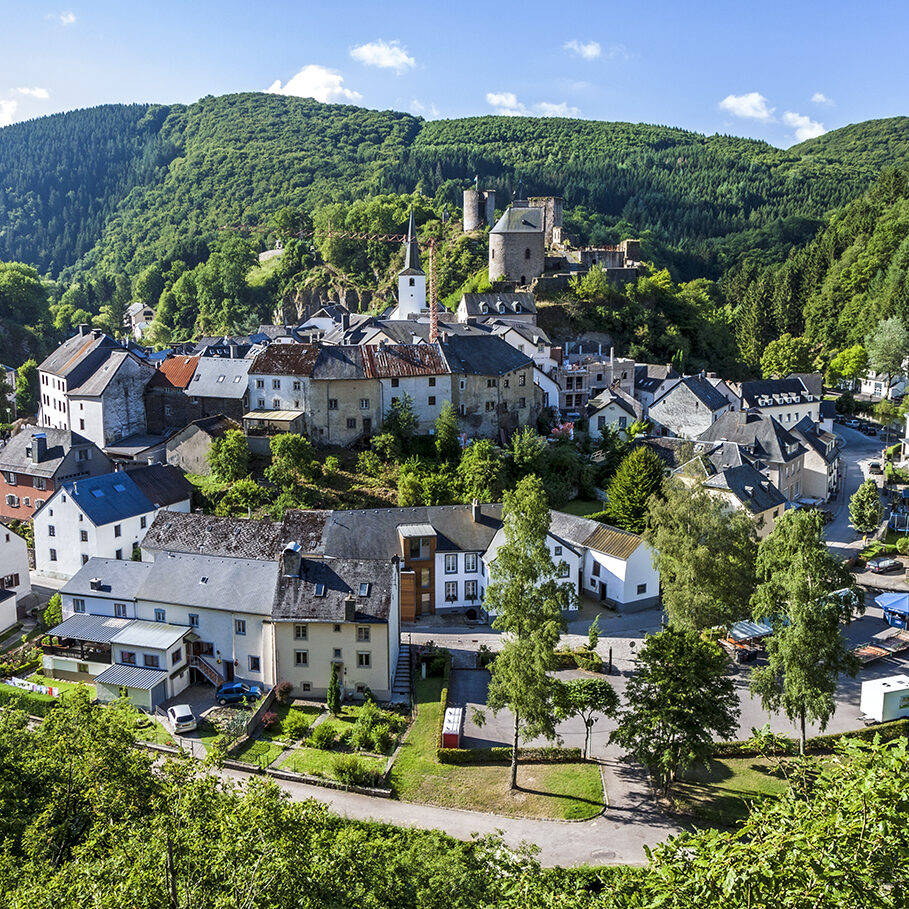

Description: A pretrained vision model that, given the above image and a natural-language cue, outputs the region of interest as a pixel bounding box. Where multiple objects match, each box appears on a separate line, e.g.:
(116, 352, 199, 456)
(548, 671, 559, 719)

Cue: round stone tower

(463, 188, 496, 232)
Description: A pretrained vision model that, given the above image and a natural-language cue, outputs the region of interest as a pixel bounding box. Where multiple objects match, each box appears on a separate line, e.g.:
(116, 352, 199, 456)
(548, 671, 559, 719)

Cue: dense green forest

(2, 93, 907, 281)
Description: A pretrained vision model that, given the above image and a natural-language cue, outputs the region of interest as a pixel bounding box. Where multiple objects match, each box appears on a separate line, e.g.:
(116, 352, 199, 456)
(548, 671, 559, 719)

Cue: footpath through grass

(391, 676, 604, 820)
(674, 757, 789, 826)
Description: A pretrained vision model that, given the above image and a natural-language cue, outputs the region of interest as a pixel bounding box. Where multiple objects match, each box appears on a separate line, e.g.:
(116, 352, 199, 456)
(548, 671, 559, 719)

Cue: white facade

(581, 544, 660, 610)
(249, 372, 308, 411)
(394, 271, 427, 321)
(0, 524, 31, 607)
(495, 327, 559, 373)
(533, 367, 561, 410)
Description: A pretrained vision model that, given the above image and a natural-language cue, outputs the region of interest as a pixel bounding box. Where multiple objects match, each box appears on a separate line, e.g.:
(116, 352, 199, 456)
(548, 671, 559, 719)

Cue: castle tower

(394, 207, 426, 320)
(527, 196, 564, 246)
(463, 185, 496, 232)
(488, 200, 545, 285)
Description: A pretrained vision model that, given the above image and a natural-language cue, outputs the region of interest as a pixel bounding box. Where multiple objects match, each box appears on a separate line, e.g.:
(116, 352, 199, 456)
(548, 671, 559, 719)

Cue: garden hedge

(437, 746, 584, 764)
(0, 683, 57, 717)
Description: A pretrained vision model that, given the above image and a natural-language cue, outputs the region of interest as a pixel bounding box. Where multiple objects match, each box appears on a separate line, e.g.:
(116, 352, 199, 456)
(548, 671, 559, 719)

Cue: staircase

(191, 655, 224, 687)
(390, 644, 412, 705)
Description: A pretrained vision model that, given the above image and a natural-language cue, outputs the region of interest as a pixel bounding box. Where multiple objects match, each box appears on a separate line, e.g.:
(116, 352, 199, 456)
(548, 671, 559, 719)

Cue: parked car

(215, 681, 263, 705)
(863, 425, 878, 436)
(845, 419, 862, 429)
(166, 704, 197, 734)
(819, 509, 835, 525)
(869, 461, 884, 475)
(867, 557, 903, 574)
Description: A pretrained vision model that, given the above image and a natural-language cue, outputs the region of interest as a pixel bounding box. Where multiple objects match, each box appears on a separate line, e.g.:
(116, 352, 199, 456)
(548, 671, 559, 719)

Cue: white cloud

(783, 110, 826, 142)
(0, 100, 18, 127)
(350, 39, 415, 73)
(563, 39, 601, 60)
(486, 91, 526, 116)
(718, 91, 775, 121)
(15, 87, 49, 99)
(265, 65, 361, 104)
(58, 11, 76, 25)
(486, 92, 579, 118)
(535, 101, 580, 118)
(409, 98, 439, 119)
(811, 92, 833, 106)
(604, 44, 631, 61)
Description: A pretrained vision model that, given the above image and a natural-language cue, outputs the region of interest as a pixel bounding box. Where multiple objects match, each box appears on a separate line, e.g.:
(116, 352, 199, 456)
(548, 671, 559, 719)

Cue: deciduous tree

(207, 429, 249, 483)
(849, 478, 883, 534)
(434, 401, 460, 462)
(554, 678, 618, 759)
(14, 359, 38, 416)
(866, 316, 909, 391)
(457, 440, 505, 503)
(759, 333, 814, 378)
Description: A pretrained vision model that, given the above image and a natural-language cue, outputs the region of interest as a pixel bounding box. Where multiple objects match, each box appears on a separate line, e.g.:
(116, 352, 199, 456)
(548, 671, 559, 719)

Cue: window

(293, 380, 301, 391)
(140, 516, 146, 529)
(294, 650, 308, 666)
(257, 399, 265, 408)
(22, 498, 29, 507)
(359, 398, 370, 410)
(459, 403, 466, 416)
(216, 376, 225, 384)
(391, 397, 399, 406)
(464, 553, 477, 573)
(354, 650, 372, 670)
(359, 582, 370, 597)
(47, 525, 55, 537)
(294, 624, 308, 640)
(4, 494, 18, 507)
(171, 648, 182, 666)
(408, 277, 415, 287)
(428, 377, 436, 387)
(314, 584, 326, 597)
(80, 530, 88, 542)
(592, 561, 601, 577)
(459, 379, 466, 390)
(0, 573, 18, 589)
(357, 626, 370, 642)
(143, 654, 160, 669)
(235, 619, 246, 635)
(328, 398, 338, 410)
(519, 373, 526, 386)
(333, 624, 341, 633)
(465, 580, 478, 600)
(256, 379, 265, 389)
(248, 656, 261, 672)
(301, 682, 312, 692)
(49, 548, 57, 562)
(35, 500, 44, 509)
(445, 581, 458, 601)
(154, 608, 166, 623)
(487, 378, 497, 388)
(636, 583, 647, 595)
(444, 553, 457, 574)
(485, 401, 495, 411)
(72, 598, 85, 613)
(114, 603, 127, 618)
(428, 396, 436, 406)
(333, 648, 342, 659)
(524, 248, 531, 260)
(189, 614, 199, 628)
(559, 563, 570, 578)
(519, 397, 526, 408)
(504, 379, 509, 388)
(346, 418, 357, 429)
(554, 546, 562, 556)
(4, 471, 16, 485)
(114, 524, 121, 538)
(618, 416, 627, 430)
(272, 398, 281, 408)
(272, 379, 281, 389)
(121, 651, 136, 665)
(34, 477, 46, 491)
(81, 554, 89, 565)
(391, 377, 399, 388)
(420, 568, 430, 589)
(409, 538, 423, 559)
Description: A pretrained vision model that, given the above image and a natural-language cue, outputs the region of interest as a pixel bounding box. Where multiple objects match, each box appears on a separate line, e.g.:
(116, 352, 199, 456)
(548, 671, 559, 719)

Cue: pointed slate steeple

(401, 206, 423, 274)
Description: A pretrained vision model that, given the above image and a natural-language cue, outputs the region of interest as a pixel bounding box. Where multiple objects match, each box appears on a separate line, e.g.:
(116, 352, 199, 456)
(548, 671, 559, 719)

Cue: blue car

(215, 682, 263, 705)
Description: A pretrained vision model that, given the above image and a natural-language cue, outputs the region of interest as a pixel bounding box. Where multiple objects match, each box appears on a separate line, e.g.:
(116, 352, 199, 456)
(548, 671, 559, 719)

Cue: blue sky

(1, 0, 906, 147)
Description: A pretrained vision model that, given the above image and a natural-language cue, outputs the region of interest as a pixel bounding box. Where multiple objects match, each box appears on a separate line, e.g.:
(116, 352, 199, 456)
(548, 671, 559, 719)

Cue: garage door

(150, 681, 168, 709)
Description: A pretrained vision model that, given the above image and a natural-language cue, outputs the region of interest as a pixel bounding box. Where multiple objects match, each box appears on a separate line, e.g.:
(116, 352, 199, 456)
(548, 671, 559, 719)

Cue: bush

(274, 680, 293, 703)
(356, 450, 382, 477)
(0, 684, 57, 717)
(573, 648, 603, 673)
(260, 711, 278, 728)
(281, 710, 312, 741)
(324, 456, 341, 475)
(330, 754, 383, 788)
(437, 746, 584, 765)
(369, 722, 393, 755)
(309, 723, 336, 750)
(897, 538, 909, 556)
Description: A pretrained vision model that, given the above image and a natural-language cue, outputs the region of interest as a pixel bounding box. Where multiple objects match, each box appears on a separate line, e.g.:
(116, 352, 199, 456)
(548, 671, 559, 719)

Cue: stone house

(165, 415, 242, 476)
(144, 355, 201, 434)
(0, 428, 112, 521)
(731, 377, 821, 427)
(791, 416, 840, 501)
(586, 388, 644, 440)
(648, 375, 736, 438)
(248, 345, 320, 413)
(633, 363, 681, 414)
(307, 347, 383, 446)
(185, 357, 251, 422)
(485, 320, 558, 372)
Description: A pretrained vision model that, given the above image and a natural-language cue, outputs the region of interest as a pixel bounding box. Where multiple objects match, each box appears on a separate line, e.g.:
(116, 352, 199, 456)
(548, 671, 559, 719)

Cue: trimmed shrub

(573, 649, 603, 673)
(281, 710, 312, 741)
(437, 746, 584, 765)
(309, 723, 336, 750)
(330, 753, 383, 788)
(0, 684, 57, 717)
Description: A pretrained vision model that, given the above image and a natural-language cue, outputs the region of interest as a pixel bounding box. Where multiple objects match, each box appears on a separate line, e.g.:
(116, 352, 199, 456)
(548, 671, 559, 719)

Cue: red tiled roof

(148, 356, 200, 390)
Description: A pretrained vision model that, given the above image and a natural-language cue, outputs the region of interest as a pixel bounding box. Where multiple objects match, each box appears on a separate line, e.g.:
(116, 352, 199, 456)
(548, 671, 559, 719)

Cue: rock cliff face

(276, 286, 383, 324)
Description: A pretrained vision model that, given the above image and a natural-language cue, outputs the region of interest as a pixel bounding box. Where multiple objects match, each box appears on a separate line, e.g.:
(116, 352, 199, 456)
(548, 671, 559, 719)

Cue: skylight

(113, 483, 126, 492)
(217, 375, 225, 383)
(315, 583, 326, 597)
(359, 583, 370, 597)
(200, 576, 209, 584)
(91, 489, 104, 498)
(233, 375, 241, 382)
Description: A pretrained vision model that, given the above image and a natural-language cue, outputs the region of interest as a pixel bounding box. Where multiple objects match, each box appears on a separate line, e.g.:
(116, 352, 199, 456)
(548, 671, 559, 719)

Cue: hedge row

(0, 683, 57, 717)
(431, 649, 453, 755)
(713, 718, 909, 757)
(438, 746, 584, 765)
(552, 648, 603, 673)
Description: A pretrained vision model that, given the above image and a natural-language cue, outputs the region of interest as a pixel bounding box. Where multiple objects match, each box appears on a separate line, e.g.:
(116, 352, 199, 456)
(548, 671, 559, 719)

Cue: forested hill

(1, 91, 907, 280)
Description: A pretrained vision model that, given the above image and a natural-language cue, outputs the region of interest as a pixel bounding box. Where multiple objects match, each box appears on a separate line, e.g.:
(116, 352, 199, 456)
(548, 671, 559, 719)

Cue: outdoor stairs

(191, 655, 224, 686)
(389, 644, 412, 705)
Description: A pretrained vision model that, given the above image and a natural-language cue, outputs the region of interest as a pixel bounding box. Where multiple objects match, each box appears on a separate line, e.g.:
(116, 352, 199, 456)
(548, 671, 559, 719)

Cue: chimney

(340, 313, 351, 331)
(89, 578, 102, 591)
(30, 432, 47, 464)
(77, 323, 89, 336)
(281, 542, 302, 578)
(228, 343, 239, 359)
(344, 595, 356, 622)
(472, 500, 481, 523)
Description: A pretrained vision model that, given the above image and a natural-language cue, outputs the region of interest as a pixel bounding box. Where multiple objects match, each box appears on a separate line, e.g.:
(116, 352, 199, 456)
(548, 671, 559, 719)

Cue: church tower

(394, 207, 426, 320)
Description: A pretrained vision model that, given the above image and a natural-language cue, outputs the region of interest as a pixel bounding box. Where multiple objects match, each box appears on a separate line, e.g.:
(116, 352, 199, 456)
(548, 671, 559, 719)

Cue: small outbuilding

(860, 674, 909, 724)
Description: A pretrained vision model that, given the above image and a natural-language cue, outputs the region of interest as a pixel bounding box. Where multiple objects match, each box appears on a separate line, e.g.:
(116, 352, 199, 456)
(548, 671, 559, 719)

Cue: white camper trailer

(860, 674, 909, 724)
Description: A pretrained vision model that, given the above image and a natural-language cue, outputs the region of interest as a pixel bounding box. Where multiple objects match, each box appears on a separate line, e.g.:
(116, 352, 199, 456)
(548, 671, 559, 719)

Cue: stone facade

(451, 364, 539, 438)
(489, 202, 546, 284)
(462, 188, 496, 231)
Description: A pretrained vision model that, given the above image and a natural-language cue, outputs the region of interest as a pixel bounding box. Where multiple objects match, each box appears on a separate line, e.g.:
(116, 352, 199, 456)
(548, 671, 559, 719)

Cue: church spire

(402, 206, 423, 274)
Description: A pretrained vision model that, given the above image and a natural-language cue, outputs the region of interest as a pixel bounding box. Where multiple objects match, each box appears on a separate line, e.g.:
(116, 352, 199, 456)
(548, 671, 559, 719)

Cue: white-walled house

(0, 522, 31, 622)
(34, 465, 192, 578)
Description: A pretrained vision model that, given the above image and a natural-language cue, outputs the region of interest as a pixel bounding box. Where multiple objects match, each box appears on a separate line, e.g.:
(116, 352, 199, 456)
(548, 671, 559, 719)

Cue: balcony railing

(41, 644, 112, 664)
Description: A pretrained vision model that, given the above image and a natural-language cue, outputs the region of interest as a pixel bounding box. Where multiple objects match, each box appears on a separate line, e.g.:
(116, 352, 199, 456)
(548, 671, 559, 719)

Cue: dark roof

(491, 206, 544, 234)
(311, 346, 369, 381)
(586, 388, 640, 420)
(61, 558, 153, 601)
(322, 504, 503, 559)
(94, 664, 170, 690)
(250, 345, 320, 377)
(142, 511, 287, 559)
(38, 330, 121, 379)
(361, 344, 449, 378)
(125, 464, 193, 508)
(0, 428, 98, 478)
(704, 463, 787, 514)
(789, 372, 824, 398)
(148, 356, 200, 390)
(652, 375, 730, 412)
(739, 377, 815, 409)
(272, 557, 394, 622)
(820, 399, 836, 419)
(59, 471, 160, 525)
(634, 363, 680, 394)
(281, 510, 332, 554)
(459, 293, 537, 316)
(439, 335, 533, 376)
(192, 336, 253, 357)
(187, 358, 251, 398)
(168, 415, 241, 443)
(698, 411, 806, 463)
(546, 511, 643, 559)
(487, 320, 550, 344)
(791, 416, 838, 462)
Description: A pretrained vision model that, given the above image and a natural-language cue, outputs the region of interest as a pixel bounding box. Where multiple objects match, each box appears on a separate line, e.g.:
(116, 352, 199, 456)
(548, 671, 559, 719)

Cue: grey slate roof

(699, 411, 807, 463)
(186, 357, 251, 398)
(138, 551, 278, 615)
(69, 350, 146, 397)
(0, 428, 96, 478)
(62, 558, 153, 600)
(704, 463, 787, 514)
(652, 375, 730, 412)
(546, 511, 643, 559)
(439, 335, 533, 376)
(459, 293, 537, 317)
(789, 372, 824, 398)
(486, 319, 549, 344)
(400, 207, 423, 275)
(634, 363, 680, 394)
(94, 664, 168, 690)
(47, 612, 134, 643)
(587, 387, 640, 420)
(141, 511, 287, 560)
(322, 504, 503, 559)
(791, 416, 838, 463)
(491, 205, 544, 234)
(38, 330, 121, 379)
(739, 377, 815, 409)
(126, 464, 193, 509)
(311, 346, 369, 381)
(272, 557, 394, 623)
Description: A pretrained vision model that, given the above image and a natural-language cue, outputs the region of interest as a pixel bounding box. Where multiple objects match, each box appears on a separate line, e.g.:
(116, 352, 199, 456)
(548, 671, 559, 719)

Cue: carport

(95, 664, 170, 711)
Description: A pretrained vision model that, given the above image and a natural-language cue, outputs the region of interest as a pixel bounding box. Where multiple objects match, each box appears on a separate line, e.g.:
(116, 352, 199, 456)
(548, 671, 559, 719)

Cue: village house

(586, 387, 644, 440)
(456, 293, 538, 325)
(165, 415, 242, 476)
(790, 416, 840, 501)
(184, 356, 251, 423)
(33, 464, 192, 578)
(648, 375, 736, 438)
(633, 363, 681, 414)
(0, 428, 112, 521)
(144, 355, 201, 434)
(0, 523, 32, 623)
(731, 376, 821, 426)
(485, 321, 560, 373)
(125, 302, 156, 340)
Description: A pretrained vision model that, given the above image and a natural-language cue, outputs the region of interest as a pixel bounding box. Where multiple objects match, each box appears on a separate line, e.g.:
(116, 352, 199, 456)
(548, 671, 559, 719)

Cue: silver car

(166, 704, 197, 734)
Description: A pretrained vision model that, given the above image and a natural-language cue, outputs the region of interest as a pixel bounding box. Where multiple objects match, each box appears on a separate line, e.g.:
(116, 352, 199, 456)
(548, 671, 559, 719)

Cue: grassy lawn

(560, 499, 604, 517)
(390, 677, 604, 820)
(280, 747, 386, 779)
(674, 757, 789, 826)
(231, 737, 286, 767)
(195, 719, 224, 750)
(260, 702, 323, 742)
(319, 704, 365, 736)
(27, 672, 95, 699)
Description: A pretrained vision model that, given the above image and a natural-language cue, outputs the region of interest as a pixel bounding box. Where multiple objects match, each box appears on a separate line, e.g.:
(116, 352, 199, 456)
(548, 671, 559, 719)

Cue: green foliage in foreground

(0, 688, 907, 906)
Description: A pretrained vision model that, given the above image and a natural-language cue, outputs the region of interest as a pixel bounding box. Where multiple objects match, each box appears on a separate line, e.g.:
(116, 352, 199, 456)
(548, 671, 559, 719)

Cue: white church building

(387, 208, 429, 322)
